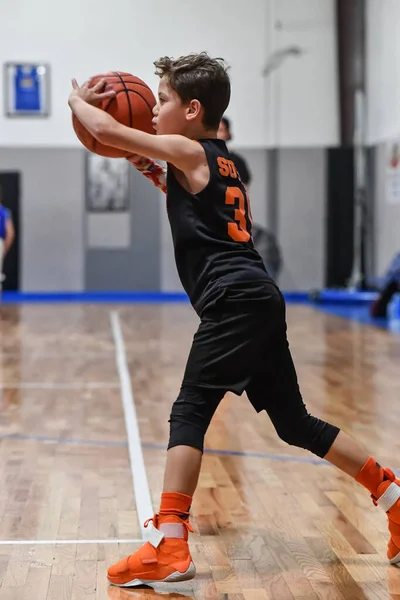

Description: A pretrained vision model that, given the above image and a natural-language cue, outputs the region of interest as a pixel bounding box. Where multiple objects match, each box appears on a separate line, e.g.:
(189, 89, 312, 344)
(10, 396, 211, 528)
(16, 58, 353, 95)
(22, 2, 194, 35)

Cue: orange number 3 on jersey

(225, 186, 251, 242)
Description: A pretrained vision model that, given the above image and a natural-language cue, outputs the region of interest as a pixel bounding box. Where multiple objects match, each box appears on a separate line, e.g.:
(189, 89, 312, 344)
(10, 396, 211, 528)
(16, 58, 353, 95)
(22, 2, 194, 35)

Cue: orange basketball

(72, 72, 156, 158)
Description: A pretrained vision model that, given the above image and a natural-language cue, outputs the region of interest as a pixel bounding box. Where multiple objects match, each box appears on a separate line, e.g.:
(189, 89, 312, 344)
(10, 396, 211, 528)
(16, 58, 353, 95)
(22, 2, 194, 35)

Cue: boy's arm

(69, 91, 204, 173)
(126, 154, 167, 194)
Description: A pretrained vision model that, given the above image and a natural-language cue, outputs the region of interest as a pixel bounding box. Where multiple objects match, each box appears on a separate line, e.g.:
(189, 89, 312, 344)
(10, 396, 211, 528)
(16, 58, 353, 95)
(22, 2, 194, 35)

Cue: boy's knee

(168, 386, 222, 452)
(275, 414, 339, 458)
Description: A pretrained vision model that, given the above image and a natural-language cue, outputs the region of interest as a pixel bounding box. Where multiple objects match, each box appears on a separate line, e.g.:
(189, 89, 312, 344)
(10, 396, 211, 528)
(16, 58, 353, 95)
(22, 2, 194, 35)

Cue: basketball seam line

(103, 88, 155, 133)
(99, 77, 150, 91)
(114, 72, 133, 129)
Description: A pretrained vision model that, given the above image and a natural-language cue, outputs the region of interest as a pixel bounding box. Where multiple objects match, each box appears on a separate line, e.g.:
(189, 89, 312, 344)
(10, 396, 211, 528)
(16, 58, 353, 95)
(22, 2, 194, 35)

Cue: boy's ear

(186, 99, 202, 121)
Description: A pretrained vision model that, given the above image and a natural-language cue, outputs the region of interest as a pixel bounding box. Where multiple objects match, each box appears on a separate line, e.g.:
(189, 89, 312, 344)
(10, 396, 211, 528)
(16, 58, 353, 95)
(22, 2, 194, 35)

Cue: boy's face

(153, 78, 190, 135)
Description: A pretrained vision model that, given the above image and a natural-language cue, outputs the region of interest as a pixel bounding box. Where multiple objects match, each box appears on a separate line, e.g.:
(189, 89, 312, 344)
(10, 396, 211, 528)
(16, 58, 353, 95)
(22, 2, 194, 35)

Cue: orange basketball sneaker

(373, 468, 400, 565)
(107, 514, 196, 587)
(356, 457, 400, 565)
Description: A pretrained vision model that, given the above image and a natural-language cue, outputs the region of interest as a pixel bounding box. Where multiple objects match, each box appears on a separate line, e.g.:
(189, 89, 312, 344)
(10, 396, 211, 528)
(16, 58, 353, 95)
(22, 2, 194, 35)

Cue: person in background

(217, 116, 251, 188)
(370, 252, 400, 318)
(218, 116, 282, 281)
(0, 190, 15, 300)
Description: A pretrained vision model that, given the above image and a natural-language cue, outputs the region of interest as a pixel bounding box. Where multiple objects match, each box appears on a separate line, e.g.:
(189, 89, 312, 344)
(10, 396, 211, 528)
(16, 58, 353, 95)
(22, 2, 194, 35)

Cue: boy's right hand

(69, 78, 115, 108)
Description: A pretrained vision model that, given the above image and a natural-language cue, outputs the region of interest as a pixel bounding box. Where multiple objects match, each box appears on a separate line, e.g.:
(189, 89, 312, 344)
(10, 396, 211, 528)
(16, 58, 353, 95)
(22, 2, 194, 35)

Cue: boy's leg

(162, 445, 203, 496)
(162, 383, 225, 495)
(324, 430, 369, 477)
(247, 327, 400, 566)
(326, 435, 400, 565)
(107, 300, 262, 587)
(107, 385, 224, 587)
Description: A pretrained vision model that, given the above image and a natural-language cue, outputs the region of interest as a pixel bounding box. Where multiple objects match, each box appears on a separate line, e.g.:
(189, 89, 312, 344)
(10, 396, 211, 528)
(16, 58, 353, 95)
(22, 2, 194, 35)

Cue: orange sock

(159, 492, 192, 524)
(355, 457, 390, 496)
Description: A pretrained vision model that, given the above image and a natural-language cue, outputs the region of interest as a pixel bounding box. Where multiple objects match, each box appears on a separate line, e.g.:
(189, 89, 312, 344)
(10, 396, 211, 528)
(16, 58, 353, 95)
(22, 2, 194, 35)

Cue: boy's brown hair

(154, 52, 231, 130)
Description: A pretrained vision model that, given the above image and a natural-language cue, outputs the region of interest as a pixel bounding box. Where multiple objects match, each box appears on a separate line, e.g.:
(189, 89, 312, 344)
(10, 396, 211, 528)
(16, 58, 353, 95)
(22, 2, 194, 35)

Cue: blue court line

(143, 444, 400, 475)
(2, 434, 398, 474)
(1, 290, 309, 304)
(0, 433, 326, 463)
(1, 291, 191, 304)
(1, 289, 378, 305)
(143, 442, 326, 465)
(0, 433, 127, 447)
(311, 289, 378, 304)
(0, 433, 327, 464)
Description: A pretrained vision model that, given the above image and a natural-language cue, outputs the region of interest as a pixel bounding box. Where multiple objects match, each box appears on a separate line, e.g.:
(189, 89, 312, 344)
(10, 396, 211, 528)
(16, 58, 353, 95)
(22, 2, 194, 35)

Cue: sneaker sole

(108, 561, 196, 587)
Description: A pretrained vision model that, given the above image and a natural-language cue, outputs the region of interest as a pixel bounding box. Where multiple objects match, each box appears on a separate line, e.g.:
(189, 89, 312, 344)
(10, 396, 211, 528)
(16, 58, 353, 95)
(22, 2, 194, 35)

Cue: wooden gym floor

(0, 302, 399, 600)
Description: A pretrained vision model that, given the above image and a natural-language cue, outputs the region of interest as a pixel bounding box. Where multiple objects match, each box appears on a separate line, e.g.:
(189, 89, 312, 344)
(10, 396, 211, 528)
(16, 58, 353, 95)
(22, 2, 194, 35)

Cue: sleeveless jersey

(15, 66, 41, 112)
(166, 138, 272, 316)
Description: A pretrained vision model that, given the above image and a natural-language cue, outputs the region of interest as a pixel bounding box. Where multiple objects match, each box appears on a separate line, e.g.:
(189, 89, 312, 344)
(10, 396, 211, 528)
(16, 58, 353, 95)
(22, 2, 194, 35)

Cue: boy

(68, 52, 400, 588)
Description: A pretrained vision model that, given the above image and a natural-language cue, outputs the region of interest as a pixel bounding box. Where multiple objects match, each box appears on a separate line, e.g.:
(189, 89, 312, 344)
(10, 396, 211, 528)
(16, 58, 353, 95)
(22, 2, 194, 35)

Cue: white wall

(278, 149, 326, 290)
(373, 144, 400, 277)
(1, 0, 339, 149)
(366, 2, 400, 278)
(367, 0, 400, 144)
(0, 0, 268, 148)
(265, 0, 339, 147)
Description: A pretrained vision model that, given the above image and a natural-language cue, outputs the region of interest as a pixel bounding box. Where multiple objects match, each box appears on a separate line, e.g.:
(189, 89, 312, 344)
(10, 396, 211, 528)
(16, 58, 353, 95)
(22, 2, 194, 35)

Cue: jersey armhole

(168, 141, 212, 197)
(192, 140, 214, 197)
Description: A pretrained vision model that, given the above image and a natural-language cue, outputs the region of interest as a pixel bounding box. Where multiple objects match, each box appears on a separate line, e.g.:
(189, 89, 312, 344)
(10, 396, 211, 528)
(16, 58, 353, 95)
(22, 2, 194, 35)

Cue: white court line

(0, 354, 117, 360)
(0, 539, 143, 546)
(0, 352, 116, 358)
(110, 311, 153, 540)
(1, 382, 120, 390)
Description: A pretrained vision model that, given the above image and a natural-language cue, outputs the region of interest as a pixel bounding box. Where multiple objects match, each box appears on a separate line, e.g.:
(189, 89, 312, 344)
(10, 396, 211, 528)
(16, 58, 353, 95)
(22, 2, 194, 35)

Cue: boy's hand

(68, 78, 116, 108)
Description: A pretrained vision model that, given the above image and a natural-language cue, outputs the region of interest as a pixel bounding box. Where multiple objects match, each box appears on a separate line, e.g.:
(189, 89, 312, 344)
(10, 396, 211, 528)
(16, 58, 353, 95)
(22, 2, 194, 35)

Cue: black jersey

(166, 138, 272, 316)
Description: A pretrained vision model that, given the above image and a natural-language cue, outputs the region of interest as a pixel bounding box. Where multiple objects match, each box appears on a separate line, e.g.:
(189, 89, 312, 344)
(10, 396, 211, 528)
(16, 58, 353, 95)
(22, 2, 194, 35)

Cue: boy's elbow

(93, 123, 110, 143)
(94, 121, 116, 144)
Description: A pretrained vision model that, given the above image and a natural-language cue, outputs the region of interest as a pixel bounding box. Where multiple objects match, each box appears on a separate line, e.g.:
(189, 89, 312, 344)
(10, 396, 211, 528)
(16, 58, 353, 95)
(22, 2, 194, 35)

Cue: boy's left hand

(68, 78, 116, 107)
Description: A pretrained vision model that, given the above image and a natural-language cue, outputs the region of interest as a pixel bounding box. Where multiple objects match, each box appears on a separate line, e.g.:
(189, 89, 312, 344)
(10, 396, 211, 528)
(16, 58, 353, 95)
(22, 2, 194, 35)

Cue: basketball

(72, 72, 156, 158)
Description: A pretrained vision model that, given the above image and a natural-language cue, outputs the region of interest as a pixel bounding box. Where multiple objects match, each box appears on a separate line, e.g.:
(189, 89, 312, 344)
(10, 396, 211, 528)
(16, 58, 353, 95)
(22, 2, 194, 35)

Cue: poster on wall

(386, 140, 400, 204)
(86, 153, 130, 212)
(4, 63, 50, 117)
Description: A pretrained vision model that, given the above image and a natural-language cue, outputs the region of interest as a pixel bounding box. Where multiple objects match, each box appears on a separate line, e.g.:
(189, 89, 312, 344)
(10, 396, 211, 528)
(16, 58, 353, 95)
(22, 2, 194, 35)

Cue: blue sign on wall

(5, 63, 50, 117)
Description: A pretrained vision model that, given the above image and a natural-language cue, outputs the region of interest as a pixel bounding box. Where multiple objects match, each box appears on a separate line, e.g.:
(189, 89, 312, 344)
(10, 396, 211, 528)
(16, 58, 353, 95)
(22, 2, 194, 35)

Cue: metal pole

(336, 0, 367, 289)
(349, 90, 367, 289)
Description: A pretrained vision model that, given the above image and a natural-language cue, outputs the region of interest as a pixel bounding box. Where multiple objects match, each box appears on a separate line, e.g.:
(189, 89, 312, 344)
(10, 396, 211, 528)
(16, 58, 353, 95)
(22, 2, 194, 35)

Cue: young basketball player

(68, 53, 400, 588)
